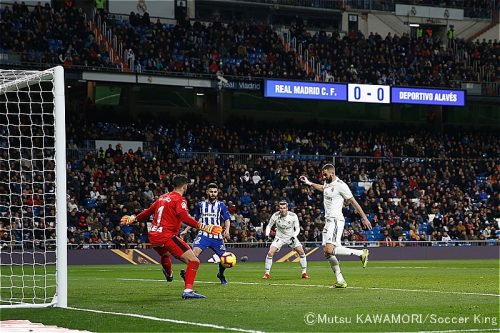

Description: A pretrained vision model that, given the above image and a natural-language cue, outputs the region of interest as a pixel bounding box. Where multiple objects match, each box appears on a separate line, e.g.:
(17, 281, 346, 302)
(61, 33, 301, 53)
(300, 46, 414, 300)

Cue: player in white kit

(262, 201, 310, 279)
(300, 164, 371, 288)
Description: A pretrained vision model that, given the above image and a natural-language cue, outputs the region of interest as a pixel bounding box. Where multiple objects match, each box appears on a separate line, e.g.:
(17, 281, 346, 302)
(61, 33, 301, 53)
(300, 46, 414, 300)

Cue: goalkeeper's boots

(360, 249, 370, 268)
(217, 272, 228, 285)
(262, 273, 270, 280)
(180, 269, 186, 281)
(182, 291, 206, 299)
(334, 282, 348, 288)
(162, 268, 173, 282)
(301, 273, 310, 279)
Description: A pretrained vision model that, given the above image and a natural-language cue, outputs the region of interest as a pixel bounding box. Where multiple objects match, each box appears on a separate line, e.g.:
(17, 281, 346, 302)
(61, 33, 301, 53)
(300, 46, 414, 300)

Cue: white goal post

(0, 66, 67, 308)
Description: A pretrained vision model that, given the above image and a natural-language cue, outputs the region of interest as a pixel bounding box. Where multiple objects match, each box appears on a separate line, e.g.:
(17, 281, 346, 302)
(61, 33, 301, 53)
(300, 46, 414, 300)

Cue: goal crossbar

(0, 70, 54, 95)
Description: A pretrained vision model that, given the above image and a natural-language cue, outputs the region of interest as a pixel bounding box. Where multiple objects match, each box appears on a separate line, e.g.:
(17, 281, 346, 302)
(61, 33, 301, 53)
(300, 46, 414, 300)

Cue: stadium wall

(2, 247, 497, 265)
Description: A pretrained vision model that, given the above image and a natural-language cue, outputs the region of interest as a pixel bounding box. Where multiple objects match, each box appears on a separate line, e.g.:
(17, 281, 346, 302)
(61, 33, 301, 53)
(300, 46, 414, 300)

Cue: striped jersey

(194, 200, 230, 239)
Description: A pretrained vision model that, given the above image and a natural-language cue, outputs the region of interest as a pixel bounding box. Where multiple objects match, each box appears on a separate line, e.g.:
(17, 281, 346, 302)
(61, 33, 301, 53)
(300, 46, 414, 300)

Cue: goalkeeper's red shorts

(149, 233, 191, 259)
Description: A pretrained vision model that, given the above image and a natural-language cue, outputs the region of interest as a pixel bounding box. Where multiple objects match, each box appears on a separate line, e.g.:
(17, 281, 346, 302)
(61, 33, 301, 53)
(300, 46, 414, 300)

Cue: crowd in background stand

(2, 116, 497, 250)
(0, 2, 118, 69)
(1, 3, 497, 86)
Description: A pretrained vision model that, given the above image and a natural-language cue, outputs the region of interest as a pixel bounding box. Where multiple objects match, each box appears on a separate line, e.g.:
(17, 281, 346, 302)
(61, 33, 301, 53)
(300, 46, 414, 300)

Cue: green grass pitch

(1, 259, 499, 332)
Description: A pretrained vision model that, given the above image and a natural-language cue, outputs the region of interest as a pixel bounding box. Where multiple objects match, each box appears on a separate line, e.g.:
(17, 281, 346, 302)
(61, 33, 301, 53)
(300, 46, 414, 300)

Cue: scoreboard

(264, 79, 466, 107)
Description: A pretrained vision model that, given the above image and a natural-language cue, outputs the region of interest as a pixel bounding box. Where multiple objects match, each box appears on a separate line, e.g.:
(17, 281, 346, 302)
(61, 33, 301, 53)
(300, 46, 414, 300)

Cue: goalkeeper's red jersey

(135, 192, 198, 237)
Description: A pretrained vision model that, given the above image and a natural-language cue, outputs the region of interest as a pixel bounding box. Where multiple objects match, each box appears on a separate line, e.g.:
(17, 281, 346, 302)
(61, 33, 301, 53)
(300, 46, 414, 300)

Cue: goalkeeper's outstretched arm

(120, 202, 157, 225)
(121, 202, 222, 235)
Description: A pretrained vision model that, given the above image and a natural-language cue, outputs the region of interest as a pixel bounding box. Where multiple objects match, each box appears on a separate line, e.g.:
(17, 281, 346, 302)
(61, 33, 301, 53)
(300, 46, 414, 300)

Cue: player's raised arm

(299, 175, 324, 192)
(347, 197, 372, 230)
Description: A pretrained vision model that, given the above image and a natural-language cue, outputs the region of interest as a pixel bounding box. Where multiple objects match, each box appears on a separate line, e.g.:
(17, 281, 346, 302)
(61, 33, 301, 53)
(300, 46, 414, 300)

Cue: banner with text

(265, 80, 347, 101)
(391, 87, 466, 106)
(220, 80, 262, 91)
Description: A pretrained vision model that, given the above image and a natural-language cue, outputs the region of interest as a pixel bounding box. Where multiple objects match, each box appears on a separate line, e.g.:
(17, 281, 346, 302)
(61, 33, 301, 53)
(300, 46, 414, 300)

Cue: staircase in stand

(88, 19, 128, 71)
(467, 12, 499, 42)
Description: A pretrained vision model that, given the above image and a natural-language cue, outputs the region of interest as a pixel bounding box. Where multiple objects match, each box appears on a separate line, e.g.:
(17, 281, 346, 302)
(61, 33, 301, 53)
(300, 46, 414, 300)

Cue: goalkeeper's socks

(265, 256, 273, 274)
(335, 246, 363, 257)
(162, 268, 173, 282)
(161, 255, 173, 277)
(184, 260, 200, 290)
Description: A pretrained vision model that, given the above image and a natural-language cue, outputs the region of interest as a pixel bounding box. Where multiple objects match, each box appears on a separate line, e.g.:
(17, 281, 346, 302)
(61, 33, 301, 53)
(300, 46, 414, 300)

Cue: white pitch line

(369, 266, 498, 270)
(118, 278, 500, 298)
(66, 306, 264, 333)
(387, 329, 500, 333)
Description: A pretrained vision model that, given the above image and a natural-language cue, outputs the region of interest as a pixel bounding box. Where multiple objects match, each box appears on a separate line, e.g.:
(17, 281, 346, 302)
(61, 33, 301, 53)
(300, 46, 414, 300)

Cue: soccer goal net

(0, 66, 67, 308)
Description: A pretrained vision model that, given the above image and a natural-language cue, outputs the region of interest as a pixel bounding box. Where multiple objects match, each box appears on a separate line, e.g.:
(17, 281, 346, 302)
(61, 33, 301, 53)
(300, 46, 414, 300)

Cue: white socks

(299, 255, 307, 274)
(265, 256, 273, 274)
(326, 255, 345, 283)
(334, 246, 363, 257)
(266, 255, 307, 274)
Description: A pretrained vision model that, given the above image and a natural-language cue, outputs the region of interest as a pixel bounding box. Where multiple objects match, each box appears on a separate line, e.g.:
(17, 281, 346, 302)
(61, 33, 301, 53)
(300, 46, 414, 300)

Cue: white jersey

(323, 177, 353, 219)
(266, 211, 300, 239)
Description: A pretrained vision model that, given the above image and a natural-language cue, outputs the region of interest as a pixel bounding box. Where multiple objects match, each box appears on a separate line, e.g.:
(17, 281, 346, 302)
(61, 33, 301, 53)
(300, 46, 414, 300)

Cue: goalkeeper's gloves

(120, 215, 136, 225)
(299, 176, 312, 186)
(198, 223, 222, 235)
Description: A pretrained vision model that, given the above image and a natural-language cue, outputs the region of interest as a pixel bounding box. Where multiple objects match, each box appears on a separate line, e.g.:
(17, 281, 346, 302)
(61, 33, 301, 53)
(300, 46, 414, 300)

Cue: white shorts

(322, 217, 345, 247)
(271, 236, 302, 252)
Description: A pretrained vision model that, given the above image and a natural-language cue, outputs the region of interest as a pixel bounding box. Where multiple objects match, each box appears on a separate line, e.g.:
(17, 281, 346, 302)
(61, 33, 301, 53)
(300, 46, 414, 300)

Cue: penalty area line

(66, 306, 264, 333)
(118, 278, 500, 298)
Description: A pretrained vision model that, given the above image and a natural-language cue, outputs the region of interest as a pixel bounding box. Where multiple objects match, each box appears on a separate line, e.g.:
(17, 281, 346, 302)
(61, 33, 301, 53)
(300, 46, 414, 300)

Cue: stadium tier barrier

(1, 241, 498, 266)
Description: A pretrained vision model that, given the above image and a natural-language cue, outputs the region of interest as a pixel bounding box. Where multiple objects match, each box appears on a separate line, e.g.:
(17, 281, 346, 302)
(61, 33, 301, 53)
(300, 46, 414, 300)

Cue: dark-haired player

(121, 175, 222, 299)
(181, 183, 231, 284)
(300, 164, 371, 288)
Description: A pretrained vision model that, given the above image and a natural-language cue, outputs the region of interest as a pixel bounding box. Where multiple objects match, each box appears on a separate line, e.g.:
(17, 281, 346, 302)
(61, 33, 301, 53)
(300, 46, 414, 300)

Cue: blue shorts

(193, 235, 226, 257)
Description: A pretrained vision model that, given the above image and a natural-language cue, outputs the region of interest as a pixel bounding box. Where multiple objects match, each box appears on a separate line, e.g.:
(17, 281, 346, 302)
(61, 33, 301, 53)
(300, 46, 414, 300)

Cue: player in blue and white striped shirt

(181, 183, 231, 284)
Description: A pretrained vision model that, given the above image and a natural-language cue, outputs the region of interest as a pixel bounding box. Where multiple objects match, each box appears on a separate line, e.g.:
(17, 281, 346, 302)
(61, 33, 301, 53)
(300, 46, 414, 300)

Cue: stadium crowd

(1, 3, 498, 86)
(1, 117, 498, 250)
(103, 9, 499, 86)
(0, 2, 117, 68)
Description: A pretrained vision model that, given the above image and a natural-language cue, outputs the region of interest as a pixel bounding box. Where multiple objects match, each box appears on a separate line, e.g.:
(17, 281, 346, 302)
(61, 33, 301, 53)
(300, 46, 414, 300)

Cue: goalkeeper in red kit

(121, 175, 222, 299)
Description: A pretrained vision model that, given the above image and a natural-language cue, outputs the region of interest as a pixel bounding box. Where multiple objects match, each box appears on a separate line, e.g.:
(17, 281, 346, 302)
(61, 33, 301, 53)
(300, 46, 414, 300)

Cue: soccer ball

(220, 252, 237, 268)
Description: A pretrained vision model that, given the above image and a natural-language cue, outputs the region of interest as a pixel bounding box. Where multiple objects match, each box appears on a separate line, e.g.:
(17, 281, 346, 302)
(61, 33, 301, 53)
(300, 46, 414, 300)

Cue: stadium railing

(66, 149, 497, 179)
(1, 51, 498, 95)
(2, 240, 497, 251)
(176, 152, 496, 165)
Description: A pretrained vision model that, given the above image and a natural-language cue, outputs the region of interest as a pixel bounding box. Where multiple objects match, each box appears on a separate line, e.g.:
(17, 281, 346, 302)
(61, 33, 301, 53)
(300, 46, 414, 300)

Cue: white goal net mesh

(0, 68, 66, 307)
